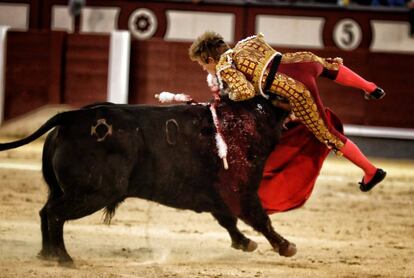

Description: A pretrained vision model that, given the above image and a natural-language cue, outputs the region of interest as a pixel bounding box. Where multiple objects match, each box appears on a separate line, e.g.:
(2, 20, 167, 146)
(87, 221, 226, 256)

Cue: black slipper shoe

(359, 168, 387, 192)
(364, 87, 386, 100)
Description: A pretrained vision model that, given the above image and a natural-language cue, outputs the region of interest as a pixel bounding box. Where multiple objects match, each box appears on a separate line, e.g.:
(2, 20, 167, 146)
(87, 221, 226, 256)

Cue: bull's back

(43, 104, 221, 212)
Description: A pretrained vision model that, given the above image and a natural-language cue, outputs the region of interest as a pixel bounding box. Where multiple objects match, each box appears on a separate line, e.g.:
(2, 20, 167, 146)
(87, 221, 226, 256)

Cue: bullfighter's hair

(188, 31, 230, 63)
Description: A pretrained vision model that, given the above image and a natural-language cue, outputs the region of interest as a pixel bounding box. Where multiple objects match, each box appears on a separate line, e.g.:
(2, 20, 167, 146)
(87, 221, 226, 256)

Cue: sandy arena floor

(0, 133, 413, 277)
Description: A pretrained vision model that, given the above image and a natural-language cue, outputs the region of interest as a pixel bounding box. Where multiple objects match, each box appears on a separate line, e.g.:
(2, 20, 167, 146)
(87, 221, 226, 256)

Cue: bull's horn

(223, 157, 229, 170)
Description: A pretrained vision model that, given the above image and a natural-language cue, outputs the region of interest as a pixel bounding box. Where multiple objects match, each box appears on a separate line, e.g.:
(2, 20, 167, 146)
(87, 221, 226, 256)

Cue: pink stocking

(335, 65, 377, 93)
(341, 139, 377, 183)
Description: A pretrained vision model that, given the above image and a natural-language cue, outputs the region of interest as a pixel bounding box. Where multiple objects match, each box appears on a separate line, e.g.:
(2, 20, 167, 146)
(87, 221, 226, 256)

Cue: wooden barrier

(4, 30, 414, 129)
(4, 31, 109, 119)
(5, 31, 64, 120)
(128, 39, 210, 105)
(63, 34, 109, 106)
(1, 1, 413, 130)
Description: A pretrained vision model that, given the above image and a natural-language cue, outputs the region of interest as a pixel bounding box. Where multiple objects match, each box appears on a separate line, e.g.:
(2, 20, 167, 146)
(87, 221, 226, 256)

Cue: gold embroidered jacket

(216, 34, 342, 102)
(216, 33, 277, 101)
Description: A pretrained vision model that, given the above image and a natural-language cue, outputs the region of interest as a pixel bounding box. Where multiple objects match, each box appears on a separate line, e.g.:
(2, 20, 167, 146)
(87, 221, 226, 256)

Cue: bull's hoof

(278, 241, 297, 257)
(53, 249, 75, 266)
(58, 255, 74, 267)
(37, 249, 58, 260)
(244, 239, 258, 252)
(231, 239, 258, 252)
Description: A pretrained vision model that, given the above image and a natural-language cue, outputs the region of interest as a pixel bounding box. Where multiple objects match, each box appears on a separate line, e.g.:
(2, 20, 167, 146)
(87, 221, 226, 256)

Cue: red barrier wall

(2, 1, 413, 129)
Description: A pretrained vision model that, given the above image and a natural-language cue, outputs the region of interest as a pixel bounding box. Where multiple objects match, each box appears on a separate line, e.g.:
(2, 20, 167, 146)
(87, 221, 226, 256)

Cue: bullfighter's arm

(217, 67, 256, 102)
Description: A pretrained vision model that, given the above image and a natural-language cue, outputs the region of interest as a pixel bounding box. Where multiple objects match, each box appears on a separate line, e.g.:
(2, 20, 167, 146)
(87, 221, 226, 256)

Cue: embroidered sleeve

(219, 67, 256, 101)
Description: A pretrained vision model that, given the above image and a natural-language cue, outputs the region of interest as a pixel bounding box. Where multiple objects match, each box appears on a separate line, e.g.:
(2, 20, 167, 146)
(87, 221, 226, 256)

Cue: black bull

(0, 97, 298, 264)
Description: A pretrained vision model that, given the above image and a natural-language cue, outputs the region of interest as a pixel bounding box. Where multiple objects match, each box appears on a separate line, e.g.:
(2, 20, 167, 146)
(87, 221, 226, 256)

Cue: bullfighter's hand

(282, 112, 297, 130)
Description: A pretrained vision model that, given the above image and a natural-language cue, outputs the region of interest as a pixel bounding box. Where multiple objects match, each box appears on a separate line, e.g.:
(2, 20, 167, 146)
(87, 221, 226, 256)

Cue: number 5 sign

(333, 18, 362, 51)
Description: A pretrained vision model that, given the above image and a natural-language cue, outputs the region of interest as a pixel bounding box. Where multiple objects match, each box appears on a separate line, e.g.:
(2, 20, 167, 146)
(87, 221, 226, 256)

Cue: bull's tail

(0, 111, 72, 151)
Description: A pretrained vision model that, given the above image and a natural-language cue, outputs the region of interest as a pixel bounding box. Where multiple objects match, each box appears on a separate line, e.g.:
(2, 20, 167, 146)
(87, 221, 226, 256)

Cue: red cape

(258, 108, 343, 213)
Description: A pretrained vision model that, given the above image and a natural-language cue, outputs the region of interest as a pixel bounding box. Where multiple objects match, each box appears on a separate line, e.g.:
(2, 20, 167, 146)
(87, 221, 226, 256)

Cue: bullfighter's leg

(239, 193, 297, 257)
(282, 51, 385, 99)
(268, 73, 385, 190)
(45, 193, 115, 264)
(211, 212, 257, 252)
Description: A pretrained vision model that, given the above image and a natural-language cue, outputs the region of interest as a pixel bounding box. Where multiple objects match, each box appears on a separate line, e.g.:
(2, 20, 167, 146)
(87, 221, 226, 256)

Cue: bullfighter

(189, 31, 386, 191)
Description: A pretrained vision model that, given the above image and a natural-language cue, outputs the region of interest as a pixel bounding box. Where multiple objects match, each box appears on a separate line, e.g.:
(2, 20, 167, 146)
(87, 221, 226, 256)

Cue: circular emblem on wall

(128, 8, 158, 40)
(333, 19, 362, 51)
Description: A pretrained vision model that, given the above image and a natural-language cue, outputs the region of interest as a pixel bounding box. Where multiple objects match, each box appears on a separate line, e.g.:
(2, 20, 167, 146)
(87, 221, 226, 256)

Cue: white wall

(0, 4, 28, 31)
(51, 5, 120, 33)
(371, 20, 414, 54)
(107, 31, 131, 104)
(165, 10, 235, 43)
(0, 26, 9, 125)
(256, 15, 324, 49)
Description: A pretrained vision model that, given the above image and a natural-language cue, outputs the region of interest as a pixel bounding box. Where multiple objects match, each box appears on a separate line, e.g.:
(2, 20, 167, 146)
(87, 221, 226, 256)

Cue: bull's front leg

(211, 212, 257, 252)
(239, 192, 297, 257)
